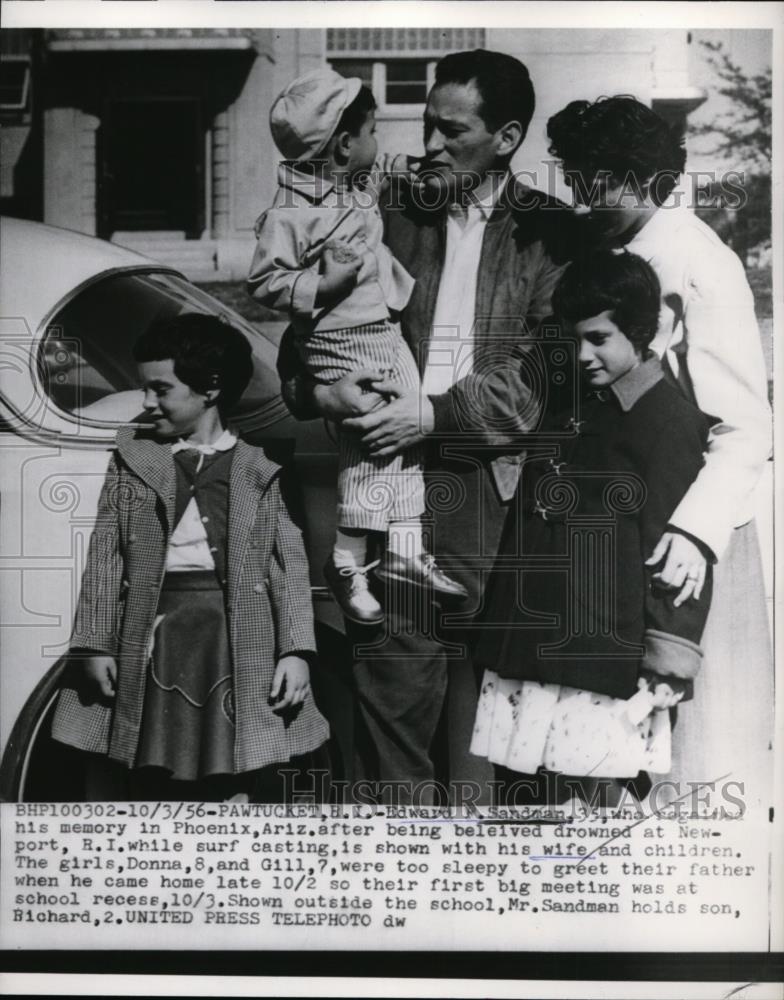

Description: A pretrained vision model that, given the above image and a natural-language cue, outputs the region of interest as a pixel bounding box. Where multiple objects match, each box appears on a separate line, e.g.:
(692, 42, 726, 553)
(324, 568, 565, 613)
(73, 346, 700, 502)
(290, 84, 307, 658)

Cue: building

(1, 27, 705, 280)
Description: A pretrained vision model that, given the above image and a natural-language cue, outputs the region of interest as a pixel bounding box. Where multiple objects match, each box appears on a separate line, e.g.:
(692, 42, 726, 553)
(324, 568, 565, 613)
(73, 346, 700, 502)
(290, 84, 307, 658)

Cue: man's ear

(495, 119, 524, 159)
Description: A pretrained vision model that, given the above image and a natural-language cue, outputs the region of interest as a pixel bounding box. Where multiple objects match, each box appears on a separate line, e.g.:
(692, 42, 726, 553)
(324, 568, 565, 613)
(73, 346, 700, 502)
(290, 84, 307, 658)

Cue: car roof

(0, 217, 172, 336)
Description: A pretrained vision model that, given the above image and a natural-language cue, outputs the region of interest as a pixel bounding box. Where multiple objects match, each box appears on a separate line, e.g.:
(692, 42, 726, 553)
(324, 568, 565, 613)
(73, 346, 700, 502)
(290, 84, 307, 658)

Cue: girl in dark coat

(52, 314, 328, 800)
(471, 252, 712, 789)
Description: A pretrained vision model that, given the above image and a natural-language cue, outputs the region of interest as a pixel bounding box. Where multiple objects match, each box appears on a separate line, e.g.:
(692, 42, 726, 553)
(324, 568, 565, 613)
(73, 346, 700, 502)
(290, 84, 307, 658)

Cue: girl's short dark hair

(435, 49, 535, 146)
(552, 251, 662, 352)
(133, 313, 253, 415)
(547, 96, 686, 206)
(335, 84, 377, 137)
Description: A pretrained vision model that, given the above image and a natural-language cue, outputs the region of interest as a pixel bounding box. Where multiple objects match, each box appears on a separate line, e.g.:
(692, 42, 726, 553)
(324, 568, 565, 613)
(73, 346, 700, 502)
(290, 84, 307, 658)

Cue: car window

(38, 272, 288, 430)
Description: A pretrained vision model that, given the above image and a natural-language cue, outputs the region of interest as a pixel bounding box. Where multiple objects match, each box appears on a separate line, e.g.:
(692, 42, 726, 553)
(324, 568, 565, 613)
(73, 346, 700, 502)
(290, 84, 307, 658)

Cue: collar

(115, 428, 280, 539)
(449, 171, 508, 222)
(606, 354, 664, 411)
(277, 161, 336, 204)
(623, 191, 687, 250)
(171, 429, 237, 456)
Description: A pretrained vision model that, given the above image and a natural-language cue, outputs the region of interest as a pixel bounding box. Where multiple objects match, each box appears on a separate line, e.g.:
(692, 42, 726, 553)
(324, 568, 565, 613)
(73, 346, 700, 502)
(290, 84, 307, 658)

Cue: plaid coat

(51, 427, 329, 772)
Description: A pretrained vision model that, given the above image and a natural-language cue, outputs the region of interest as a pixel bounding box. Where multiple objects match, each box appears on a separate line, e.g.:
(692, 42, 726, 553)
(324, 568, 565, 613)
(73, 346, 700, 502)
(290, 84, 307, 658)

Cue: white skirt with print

(470, 670, 671, 778)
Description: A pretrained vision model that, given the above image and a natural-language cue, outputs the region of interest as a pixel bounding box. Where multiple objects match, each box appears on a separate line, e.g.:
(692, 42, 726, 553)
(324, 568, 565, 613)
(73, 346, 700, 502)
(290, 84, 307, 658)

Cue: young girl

(51, 313, 329, 801)
(547, 96, 773, 808)
(471, 252, 713, 803)
(248, 67, 467, 627)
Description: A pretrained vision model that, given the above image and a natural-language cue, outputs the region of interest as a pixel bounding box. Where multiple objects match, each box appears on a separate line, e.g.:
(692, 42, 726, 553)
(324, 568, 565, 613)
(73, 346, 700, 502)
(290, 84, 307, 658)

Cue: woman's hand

(646, 531, 708, 607)
(269, 655, 311, 712)
(82, 656, 118, 700)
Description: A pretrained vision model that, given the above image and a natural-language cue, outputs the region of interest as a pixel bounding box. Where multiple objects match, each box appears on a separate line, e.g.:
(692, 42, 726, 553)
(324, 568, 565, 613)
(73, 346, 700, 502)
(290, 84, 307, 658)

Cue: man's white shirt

(422, 177, 506, 396)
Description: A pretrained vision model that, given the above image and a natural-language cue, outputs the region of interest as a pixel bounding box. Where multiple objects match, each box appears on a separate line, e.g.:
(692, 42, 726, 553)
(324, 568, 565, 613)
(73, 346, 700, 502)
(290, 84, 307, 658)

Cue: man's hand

(646, 531, 708, 607)
(313, 369, 387, 421)
(269, 655, 311, 712)
(342, 381, 435, 457)
(82, 656, 118, 701)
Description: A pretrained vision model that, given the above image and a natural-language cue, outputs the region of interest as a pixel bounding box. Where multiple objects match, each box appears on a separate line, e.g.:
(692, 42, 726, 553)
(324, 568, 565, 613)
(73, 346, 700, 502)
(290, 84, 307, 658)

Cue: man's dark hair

(434, 49, 535, 145)
(547, 96, 686, 206)
(335, 83, 377, 138)
(552, 250, 662, 352)
(133, 313, 254, 415)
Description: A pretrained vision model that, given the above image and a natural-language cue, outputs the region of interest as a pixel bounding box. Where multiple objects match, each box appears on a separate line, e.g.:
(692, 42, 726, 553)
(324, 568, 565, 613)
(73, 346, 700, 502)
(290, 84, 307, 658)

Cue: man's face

(139, 358, 212, 439)
(421, 81, 503, 199)
(574, 310, 640, 387)
(564, 168, 650, 242)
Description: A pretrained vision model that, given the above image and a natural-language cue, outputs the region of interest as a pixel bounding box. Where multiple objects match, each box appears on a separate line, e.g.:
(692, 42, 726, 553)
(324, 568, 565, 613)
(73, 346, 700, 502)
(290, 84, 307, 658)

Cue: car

(0, 217, 353, 801)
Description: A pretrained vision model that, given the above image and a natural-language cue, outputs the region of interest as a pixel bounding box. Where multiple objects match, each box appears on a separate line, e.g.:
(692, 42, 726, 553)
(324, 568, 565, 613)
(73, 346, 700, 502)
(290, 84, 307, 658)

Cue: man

(276, 50, 575, 801)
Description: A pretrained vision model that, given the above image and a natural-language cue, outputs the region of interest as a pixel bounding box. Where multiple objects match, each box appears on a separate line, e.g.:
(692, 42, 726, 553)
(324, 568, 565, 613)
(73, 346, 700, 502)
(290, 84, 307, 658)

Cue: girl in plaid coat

(51, 314, 328, 800)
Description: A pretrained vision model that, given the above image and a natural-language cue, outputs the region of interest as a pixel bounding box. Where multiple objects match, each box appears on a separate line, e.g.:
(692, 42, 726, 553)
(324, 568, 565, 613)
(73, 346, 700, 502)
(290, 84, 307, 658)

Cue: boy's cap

(270, 68, 363, 161)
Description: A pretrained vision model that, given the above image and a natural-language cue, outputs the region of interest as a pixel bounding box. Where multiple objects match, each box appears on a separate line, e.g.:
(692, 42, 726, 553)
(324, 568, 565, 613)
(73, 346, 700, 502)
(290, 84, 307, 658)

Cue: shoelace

(337, 560, 380, 593)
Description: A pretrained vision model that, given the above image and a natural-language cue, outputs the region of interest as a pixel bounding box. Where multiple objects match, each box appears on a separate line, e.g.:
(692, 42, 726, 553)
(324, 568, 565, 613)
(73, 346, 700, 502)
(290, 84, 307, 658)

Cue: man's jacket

(278, 174, 577, 501)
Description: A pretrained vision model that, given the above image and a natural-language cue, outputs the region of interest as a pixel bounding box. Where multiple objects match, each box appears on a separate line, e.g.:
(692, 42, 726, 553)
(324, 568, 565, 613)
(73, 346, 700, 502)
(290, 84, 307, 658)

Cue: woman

(545, 96, 773, 811)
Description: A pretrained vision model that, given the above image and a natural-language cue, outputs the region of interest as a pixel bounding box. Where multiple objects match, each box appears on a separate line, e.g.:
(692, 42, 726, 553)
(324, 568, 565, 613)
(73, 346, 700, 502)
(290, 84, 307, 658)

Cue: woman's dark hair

(547, 96, 686, 206)
(434, 49, 535, 146)
(133, 313, 254, 415)
(552, 251, 662, 352)
(335, 83, 377, 138)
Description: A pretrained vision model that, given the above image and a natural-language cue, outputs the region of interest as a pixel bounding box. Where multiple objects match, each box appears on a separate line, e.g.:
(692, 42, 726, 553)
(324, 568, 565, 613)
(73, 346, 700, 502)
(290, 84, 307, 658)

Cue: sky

(687, 28, 772, 174)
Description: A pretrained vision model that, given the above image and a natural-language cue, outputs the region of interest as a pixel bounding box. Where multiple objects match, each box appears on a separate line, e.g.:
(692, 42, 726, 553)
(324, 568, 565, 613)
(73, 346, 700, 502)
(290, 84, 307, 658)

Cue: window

(38, 272, 286, 430)
(0, 56, 31, 113)
(330, 58, 435, 114)
(385, 60, 429, 105)
(329, 58, 373, 90)
(327, 28, 486, 116)
(327, 27, 485, 53)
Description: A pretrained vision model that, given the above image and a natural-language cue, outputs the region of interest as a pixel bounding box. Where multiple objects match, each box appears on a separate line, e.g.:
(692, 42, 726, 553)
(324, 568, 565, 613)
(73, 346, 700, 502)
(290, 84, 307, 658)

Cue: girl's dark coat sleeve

(640, 414, 713, 699)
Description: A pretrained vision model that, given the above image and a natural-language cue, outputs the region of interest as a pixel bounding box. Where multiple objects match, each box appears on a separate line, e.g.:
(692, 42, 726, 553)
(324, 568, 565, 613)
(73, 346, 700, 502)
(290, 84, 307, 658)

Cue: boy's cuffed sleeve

(640, 415, 713, 700)
(247, 210, 319, 317)
(70, 454, 124, 657)
(268, 473, 317, 661)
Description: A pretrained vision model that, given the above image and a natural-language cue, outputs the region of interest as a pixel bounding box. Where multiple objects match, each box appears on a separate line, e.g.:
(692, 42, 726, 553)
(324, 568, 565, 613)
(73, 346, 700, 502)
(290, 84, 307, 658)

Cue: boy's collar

(606, 353, 664, 411)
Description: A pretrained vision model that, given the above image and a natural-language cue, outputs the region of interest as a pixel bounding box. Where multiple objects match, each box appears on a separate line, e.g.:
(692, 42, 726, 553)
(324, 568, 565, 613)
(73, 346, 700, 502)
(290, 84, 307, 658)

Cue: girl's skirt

(470, 670, 671, 779)
(136, 571, 235, 781)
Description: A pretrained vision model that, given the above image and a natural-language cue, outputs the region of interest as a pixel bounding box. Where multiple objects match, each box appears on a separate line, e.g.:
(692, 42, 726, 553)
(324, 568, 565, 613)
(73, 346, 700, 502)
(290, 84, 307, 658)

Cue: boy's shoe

(323, 555, 384, 625)
(375, 552, 469, 600)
